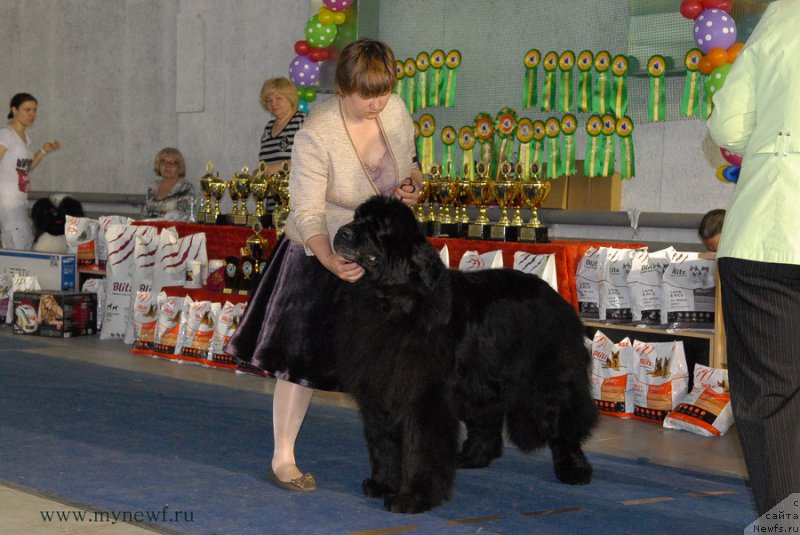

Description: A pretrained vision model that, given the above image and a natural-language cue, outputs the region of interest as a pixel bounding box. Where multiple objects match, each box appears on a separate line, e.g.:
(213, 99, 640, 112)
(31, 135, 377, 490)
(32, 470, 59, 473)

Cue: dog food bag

(664, 364, 733, 437)
(0, 273, 10, 323)
(100, 224, 138, 340)
(176, 299, 218, 365)
(627, 247, 675, 325)
(439, 244, 450, 267)
(152, 228, 208, 295)
(65, 215, 100, 267)
(660, 252, 716, 329)
(123, 227, 159, 344)
(597, 247, 644, 323)
(632, 339, 689, 422)
(209, 301, 245, 370)
(576, 246, 603, 319)
(589, 330, 635, 417)
(459, 250, 503, 271)
(513, 251, 558, 292)
(97, 215, 133, 269)
(131, 290, 160, 355)
(81, 277, 106, 331)
(152, 294, 184, 360)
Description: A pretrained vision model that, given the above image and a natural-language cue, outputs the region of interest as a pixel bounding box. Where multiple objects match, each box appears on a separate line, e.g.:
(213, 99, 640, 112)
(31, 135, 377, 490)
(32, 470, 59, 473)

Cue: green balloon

(305, 15, 337, 48)
(705, 63, 731, 97)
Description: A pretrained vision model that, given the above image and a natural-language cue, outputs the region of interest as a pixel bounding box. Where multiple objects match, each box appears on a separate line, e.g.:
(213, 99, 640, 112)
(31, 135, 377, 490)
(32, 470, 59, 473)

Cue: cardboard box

(540, 163, 569, 210)
(565, 161, 622, 211)
(13, 290, 98, 338)
(0, 250, 78, 290)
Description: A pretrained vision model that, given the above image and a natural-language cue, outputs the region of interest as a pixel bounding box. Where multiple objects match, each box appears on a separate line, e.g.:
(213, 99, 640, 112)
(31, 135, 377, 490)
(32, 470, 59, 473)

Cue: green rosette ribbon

(494, 107, 518, 178)
(648, 55, 667, 122)
(558, 51, 576, 113)
(444, 50, 461, 108)
(584, 115, 603, 177)
(532, 120, 545, 172)
(415, 52, 430, 111)
(681, 49, 703, 118)
(394, 60, 405, 98)
(522, 49, 540, 109)
(592, 51, 611, 115)
(544, 117, 561, 179)
(429, 49, 445, 108)
(559, 114, 577, 177)
(414, 121, 423, 169)
(473, 112, 494, 174)
(600, 114, 616, 177)
(611, 54, 629, 119)
(458, 125, 476, 180)
(516, 118, 534, 181)
(418, 113, 436, 174)
(616, 116, 635, 179)
(441, 125, 457, 177)
(404, 58, 417, 114)
(541, 51, 558, 113)
(702, 81, 714, 118)
(577, 50, 593, 113)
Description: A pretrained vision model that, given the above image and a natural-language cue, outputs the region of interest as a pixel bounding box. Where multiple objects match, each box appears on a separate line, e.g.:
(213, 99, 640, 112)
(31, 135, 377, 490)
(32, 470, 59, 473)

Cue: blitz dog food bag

(660, 252, 716, 329)
(664, 364, 733, 437)
(597, 247, 643, 323)
(459, 250, 503, 271)
(627, 247, 675, 325)
(632, 339, 689, 422)
(513, 251, 558, 292)
(589, 330, 635, 417)
(576, 246, 603, 319)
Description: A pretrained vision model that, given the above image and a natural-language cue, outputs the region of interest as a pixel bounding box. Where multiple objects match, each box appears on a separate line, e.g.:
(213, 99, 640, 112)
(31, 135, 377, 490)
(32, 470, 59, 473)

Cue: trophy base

(246, 214, 273, 228)
(488, 224, 519, 242)
(467, 223, 491, 240)
(196, 212, 209, 224)
(432, 221, 460, 238)
(518, 226, 550, 243)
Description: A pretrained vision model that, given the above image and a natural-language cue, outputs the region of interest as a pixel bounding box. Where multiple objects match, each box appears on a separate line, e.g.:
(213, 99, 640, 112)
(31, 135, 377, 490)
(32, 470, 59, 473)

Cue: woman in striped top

(258, 77, 306, 175)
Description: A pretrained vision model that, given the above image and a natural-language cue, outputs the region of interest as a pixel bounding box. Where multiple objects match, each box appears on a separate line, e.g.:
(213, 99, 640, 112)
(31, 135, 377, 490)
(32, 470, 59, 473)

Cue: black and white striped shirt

(258, 111, 306, 163)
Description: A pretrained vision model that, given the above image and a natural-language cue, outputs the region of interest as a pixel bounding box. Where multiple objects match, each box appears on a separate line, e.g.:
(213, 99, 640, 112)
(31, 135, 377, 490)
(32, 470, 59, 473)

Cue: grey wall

(1, 0, 737, 236)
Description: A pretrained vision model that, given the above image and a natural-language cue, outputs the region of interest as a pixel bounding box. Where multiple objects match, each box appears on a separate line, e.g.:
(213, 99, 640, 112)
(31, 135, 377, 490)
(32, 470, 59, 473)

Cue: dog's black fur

(333, 196, 598, 514)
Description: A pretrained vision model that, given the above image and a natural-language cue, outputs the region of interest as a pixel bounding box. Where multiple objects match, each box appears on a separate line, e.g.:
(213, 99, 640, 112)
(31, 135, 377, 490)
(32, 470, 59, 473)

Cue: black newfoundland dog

(333, 196, 598, 514)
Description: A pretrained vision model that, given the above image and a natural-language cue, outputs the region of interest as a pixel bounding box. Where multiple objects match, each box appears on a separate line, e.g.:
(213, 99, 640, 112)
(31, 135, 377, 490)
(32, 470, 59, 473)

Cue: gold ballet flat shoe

(267, 470, 317, 493)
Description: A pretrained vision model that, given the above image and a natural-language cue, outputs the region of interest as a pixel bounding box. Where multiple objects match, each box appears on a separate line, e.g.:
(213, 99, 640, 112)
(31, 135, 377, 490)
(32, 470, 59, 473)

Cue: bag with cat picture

(632, 339, 689, 422)
(576, 247, 602, 319)
(660, 252, 716, 329)
(589, 330, 635, 417)
(627, 247, 675, 326)
(597, 247, 643, 323)
(663, 364, 733, 437)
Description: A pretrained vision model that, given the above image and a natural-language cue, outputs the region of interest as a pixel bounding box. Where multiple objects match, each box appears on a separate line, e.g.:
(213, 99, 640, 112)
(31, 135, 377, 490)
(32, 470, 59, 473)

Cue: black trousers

(718, 257, 800, 517)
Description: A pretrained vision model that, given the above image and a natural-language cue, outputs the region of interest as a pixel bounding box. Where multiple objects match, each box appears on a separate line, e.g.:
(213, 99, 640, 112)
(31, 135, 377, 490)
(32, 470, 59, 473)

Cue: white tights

(271, 378, 314, 481)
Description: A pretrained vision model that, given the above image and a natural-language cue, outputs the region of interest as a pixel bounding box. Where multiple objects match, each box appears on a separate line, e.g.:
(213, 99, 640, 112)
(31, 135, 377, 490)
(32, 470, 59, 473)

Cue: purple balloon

(694, 8, 737, 54)
(288, 55, 320, 88)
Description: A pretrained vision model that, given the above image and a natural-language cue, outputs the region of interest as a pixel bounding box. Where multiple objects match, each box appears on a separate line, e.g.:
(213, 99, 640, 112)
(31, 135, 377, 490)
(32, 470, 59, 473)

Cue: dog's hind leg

(549, 437, 593, 485)
(457, 411, 504, 469)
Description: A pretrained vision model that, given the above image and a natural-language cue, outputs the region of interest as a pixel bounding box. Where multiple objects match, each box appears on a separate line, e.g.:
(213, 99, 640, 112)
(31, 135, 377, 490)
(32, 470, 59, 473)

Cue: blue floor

(0, 348, 756, 534)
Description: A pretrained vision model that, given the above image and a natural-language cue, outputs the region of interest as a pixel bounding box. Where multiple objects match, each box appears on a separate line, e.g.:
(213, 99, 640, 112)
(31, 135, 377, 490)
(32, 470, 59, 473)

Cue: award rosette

(584, 114, 603, 177)
(458, 125, 476, 181)
(414, 121, 423, 171)
(429, 49, 446, 107)
(593, 50, 611, 115)
(394, 59, 405, 98)
(418, 113, 436, 174)
(577, 50, 593, 113)
(681, 49, 703, 118)
(473, 112, 494, 172)
(494, 107, 518, 179)
(616, 116, 635, 179)
(611, 54, 629, 119)
(648, 55, 667, 122)
(545, 117, 561, 180)
(559, 114, 577, 177)
(532, 120, 546, 174)
(541, 51, 558, 112)
(558, 50, 575, 113)
(403, 58, 417, 113)
(441, 125, 457, 177)
(444, 50, 461, 108)
(415, 51, 430, 110)
(601, 114, 617, 177)
(522, 49, 540, 109)
(516, 118, 535, 181)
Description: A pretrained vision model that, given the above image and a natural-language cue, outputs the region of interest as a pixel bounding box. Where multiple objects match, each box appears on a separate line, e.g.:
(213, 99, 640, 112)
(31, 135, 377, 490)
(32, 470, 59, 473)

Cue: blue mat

(0, 348, 757, 534)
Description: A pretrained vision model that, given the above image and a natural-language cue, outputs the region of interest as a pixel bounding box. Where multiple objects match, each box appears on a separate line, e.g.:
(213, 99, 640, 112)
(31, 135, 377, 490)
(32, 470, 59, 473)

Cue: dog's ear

(409, 241, 445, 291)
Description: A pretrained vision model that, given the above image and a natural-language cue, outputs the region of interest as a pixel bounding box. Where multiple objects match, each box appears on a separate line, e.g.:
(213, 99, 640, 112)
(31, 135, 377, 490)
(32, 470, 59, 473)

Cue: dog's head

(334, 196, 445, 291)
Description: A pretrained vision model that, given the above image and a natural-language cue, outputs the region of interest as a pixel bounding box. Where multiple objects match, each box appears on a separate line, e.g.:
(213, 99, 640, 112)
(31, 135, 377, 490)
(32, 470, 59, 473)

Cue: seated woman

(31, 195, 84, 253)
(142, 147, 195, 220)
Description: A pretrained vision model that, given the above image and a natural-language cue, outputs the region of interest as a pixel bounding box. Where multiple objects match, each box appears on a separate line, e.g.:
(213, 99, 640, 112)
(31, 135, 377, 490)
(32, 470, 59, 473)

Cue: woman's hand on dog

(307, 235, 365, 283)
(393, 177, 422, 207)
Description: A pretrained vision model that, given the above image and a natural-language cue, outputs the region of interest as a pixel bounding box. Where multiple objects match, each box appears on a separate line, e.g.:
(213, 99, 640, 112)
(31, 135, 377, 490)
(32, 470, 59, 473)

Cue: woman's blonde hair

(153, 147, 186, 178)
(335, 39, 396, 97)
(259, 77, 299, 113)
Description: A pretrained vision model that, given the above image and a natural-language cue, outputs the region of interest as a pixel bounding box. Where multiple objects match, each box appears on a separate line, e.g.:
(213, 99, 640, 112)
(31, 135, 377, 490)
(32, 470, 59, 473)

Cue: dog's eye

(365, 255, 378, 266)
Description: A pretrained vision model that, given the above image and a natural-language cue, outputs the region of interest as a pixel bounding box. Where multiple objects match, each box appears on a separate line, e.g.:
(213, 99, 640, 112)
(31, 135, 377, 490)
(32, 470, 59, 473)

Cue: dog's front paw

(362, 478, 394, 498)
(552, 448, 593, 485)
(383, 493, 438, 514)
(456, 451, 492, 469)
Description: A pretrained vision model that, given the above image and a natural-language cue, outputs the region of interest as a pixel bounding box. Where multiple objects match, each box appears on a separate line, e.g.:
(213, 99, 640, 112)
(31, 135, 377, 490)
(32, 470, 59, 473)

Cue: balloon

(694, 9, 738, 54)
(323, 0, 353, 12)
(707, 47, 728, 68)
(305, 15, 338, 48)
(308, 47, 329, 62)
(717, 0, 732, 12)
(298, 99, 309, 114)
(698, 56, 714, 75)
(294, 40, 310, 56)
(318, 7, 334, 24)
(702, 0, 728, 8)
(705, 63, 731, 96)
(680, 0, 704, 20)
(303, 86, 317, 103)
(720, 147, 743, 166)
(722, 165, 740, 183)
(727, 42, 744, 63)
(715, 164, 728, 182)
(288, 55, 320, 87)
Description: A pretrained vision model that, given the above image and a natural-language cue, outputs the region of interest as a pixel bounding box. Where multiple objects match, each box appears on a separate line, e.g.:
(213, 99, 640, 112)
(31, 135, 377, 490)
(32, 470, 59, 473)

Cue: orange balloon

(698, 56, 714, 75)
(727, 42, 744, 63)
(707, 47, 728, 68)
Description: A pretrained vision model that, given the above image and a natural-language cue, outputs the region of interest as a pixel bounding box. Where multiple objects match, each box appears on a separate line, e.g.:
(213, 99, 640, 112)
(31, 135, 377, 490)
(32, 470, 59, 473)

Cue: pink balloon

(720, 147, 743, 166)
(322, 0, 353, 12)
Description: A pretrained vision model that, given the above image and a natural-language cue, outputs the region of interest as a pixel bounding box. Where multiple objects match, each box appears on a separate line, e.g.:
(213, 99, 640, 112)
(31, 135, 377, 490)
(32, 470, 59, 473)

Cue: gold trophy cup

(250, 162, 270, 224)
(198, 161, 219, 223)
(207, 180, 227, 221)
(467, 161, 492, 240)
(519, 162, 551, 243)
